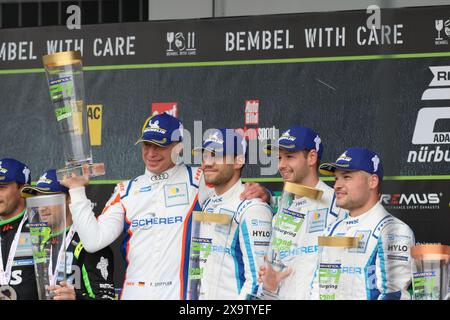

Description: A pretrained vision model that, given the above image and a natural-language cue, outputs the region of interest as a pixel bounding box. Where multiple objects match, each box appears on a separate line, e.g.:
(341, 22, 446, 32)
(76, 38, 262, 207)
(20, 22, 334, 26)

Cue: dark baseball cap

(0, 158, 31, 185)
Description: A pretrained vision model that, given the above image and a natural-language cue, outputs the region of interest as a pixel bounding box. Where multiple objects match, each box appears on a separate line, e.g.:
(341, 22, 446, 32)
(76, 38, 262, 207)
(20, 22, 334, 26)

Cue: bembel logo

(408, 66, 450, 163)
(381, 193, 442, 211)
(434, 19, 450, 45)
(166, 32, 196, 56)
(225, 29, 294, 52)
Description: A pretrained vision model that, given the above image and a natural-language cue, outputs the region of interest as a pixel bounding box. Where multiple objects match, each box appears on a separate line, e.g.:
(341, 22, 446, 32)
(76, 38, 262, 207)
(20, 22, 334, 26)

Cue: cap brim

(135, 138, 170, 147)
(319, 163, 360, 176)
(192, 146, 224, 156)
(264, 143, 300, 155)
(20, 186, 63, 198)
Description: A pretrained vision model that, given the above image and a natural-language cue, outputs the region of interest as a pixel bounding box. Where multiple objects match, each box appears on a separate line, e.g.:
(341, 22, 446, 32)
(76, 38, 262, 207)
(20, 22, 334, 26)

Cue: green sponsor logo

(412, 271, 439, 299)
(188, 267, 203, 280)
(319, 263, 342, 300)
(191, 240, 212, 258)
(319, 293, 336, 300)
(49, 79, 73, 101)
(271, 237, 293, 251)
(54, 105, 72, 121)
(274, 208, 304, 233)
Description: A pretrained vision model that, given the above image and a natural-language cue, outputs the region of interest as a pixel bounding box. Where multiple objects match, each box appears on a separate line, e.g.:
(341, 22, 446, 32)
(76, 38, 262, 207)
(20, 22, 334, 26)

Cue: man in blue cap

(0, 158, 37, 300)
(21, 169, 115, 300)
(61, 113, 269, 300)
(311, 147, 415, 300)
(191, 128, 273, 299)
(257, 125, 346, 300)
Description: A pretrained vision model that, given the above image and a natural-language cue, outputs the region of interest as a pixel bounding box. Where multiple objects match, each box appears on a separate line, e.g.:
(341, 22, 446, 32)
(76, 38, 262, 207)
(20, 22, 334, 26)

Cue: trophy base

(246, 289, 280, 300)
(56, 163, 105, 180)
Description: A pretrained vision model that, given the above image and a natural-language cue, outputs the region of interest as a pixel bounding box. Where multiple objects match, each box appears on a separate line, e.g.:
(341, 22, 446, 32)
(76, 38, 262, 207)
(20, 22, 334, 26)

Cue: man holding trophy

(188, 129, 273, 299)
(257, 125, 346, 299)
(21, 169, 115, 300)
(61, 113, 270, 300)
(313, 147, 415, 299)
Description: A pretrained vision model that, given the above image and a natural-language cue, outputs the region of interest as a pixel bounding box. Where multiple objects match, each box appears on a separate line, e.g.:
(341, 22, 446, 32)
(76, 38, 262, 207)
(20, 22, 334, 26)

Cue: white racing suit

(273, 180, 345, 300)
(69, 164, 211, 300)
(311, 202, 415, 300)
(199, 180, 273, 299)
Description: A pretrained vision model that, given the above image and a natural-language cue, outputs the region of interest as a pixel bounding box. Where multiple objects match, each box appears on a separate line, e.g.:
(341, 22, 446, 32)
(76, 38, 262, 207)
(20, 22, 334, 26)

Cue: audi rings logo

(151, 173, 169, 181)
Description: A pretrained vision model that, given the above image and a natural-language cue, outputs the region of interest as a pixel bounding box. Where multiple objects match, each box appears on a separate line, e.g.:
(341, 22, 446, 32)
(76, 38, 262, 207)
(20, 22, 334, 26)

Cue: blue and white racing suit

(199, 180, 273, 299)
(275, 180, 346, 300)
(311, 202, 415, 300)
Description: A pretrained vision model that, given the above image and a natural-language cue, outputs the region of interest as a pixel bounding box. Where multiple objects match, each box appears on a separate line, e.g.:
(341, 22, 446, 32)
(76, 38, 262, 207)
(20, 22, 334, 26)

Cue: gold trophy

(249, 182, 323, 299)
(42, 51, 104, 180)
(411, 244, 450, 300)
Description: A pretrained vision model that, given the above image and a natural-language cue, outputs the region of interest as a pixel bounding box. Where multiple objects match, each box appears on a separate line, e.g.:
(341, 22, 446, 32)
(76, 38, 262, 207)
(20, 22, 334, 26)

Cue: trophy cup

(316, 236, 359, 300)
(42, 51, 104, 180)
(411, 244, 450, 300)
(248, 182, 323, 299)
(186, 211, 233, 300)
(26, 194, 67, 300)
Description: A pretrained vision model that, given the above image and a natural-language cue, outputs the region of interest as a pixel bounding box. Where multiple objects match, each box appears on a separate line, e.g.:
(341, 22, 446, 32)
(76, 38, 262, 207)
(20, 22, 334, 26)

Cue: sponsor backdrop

(1, 5, 450, 289)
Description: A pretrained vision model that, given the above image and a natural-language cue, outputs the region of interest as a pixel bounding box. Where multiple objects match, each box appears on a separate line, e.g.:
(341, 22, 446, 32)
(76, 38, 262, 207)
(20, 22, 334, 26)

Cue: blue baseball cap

(264, 125, 323, 159)
(0, 158, 31, 185)
(319, 147, 384, 180)
(135, 113, 183, 147)
(21, 169, 69, 197)
(192, 128, 247, 157)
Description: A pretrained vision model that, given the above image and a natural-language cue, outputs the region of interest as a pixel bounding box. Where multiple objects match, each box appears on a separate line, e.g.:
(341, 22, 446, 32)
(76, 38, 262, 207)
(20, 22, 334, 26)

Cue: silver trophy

(42, 51, 105, 180)
(316, 236, 359, 300)
(411, 244, 450, 300)
(249, 182, 323, 299)
(26, 194, 67, 300)
(186, 211, 233, 300)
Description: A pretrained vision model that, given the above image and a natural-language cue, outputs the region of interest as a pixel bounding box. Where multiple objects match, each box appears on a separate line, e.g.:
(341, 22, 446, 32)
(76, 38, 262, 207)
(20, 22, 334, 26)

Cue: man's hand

(258, 257, 292, 293)
(48, 281, 76, 300)
(60, 172, 90, 189)
(240, 182, 271, 204)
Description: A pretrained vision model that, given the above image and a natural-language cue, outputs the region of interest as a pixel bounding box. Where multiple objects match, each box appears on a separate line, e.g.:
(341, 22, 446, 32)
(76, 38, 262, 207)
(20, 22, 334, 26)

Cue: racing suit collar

(144, 165, 180, 183)
(291, 179, 323, 206)
(209, 179, 244, 205)
(315, 179, 329, 191)
(346, 202, 383, 225)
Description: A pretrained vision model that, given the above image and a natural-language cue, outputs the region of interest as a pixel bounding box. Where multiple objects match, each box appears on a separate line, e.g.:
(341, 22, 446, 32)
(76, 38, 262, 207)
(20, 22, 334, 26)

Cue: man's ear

(173, 142, 183, 156)
(368, 174, 380, 191)
(307, 149, 319, 167)
(234, 155, 245, 170)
